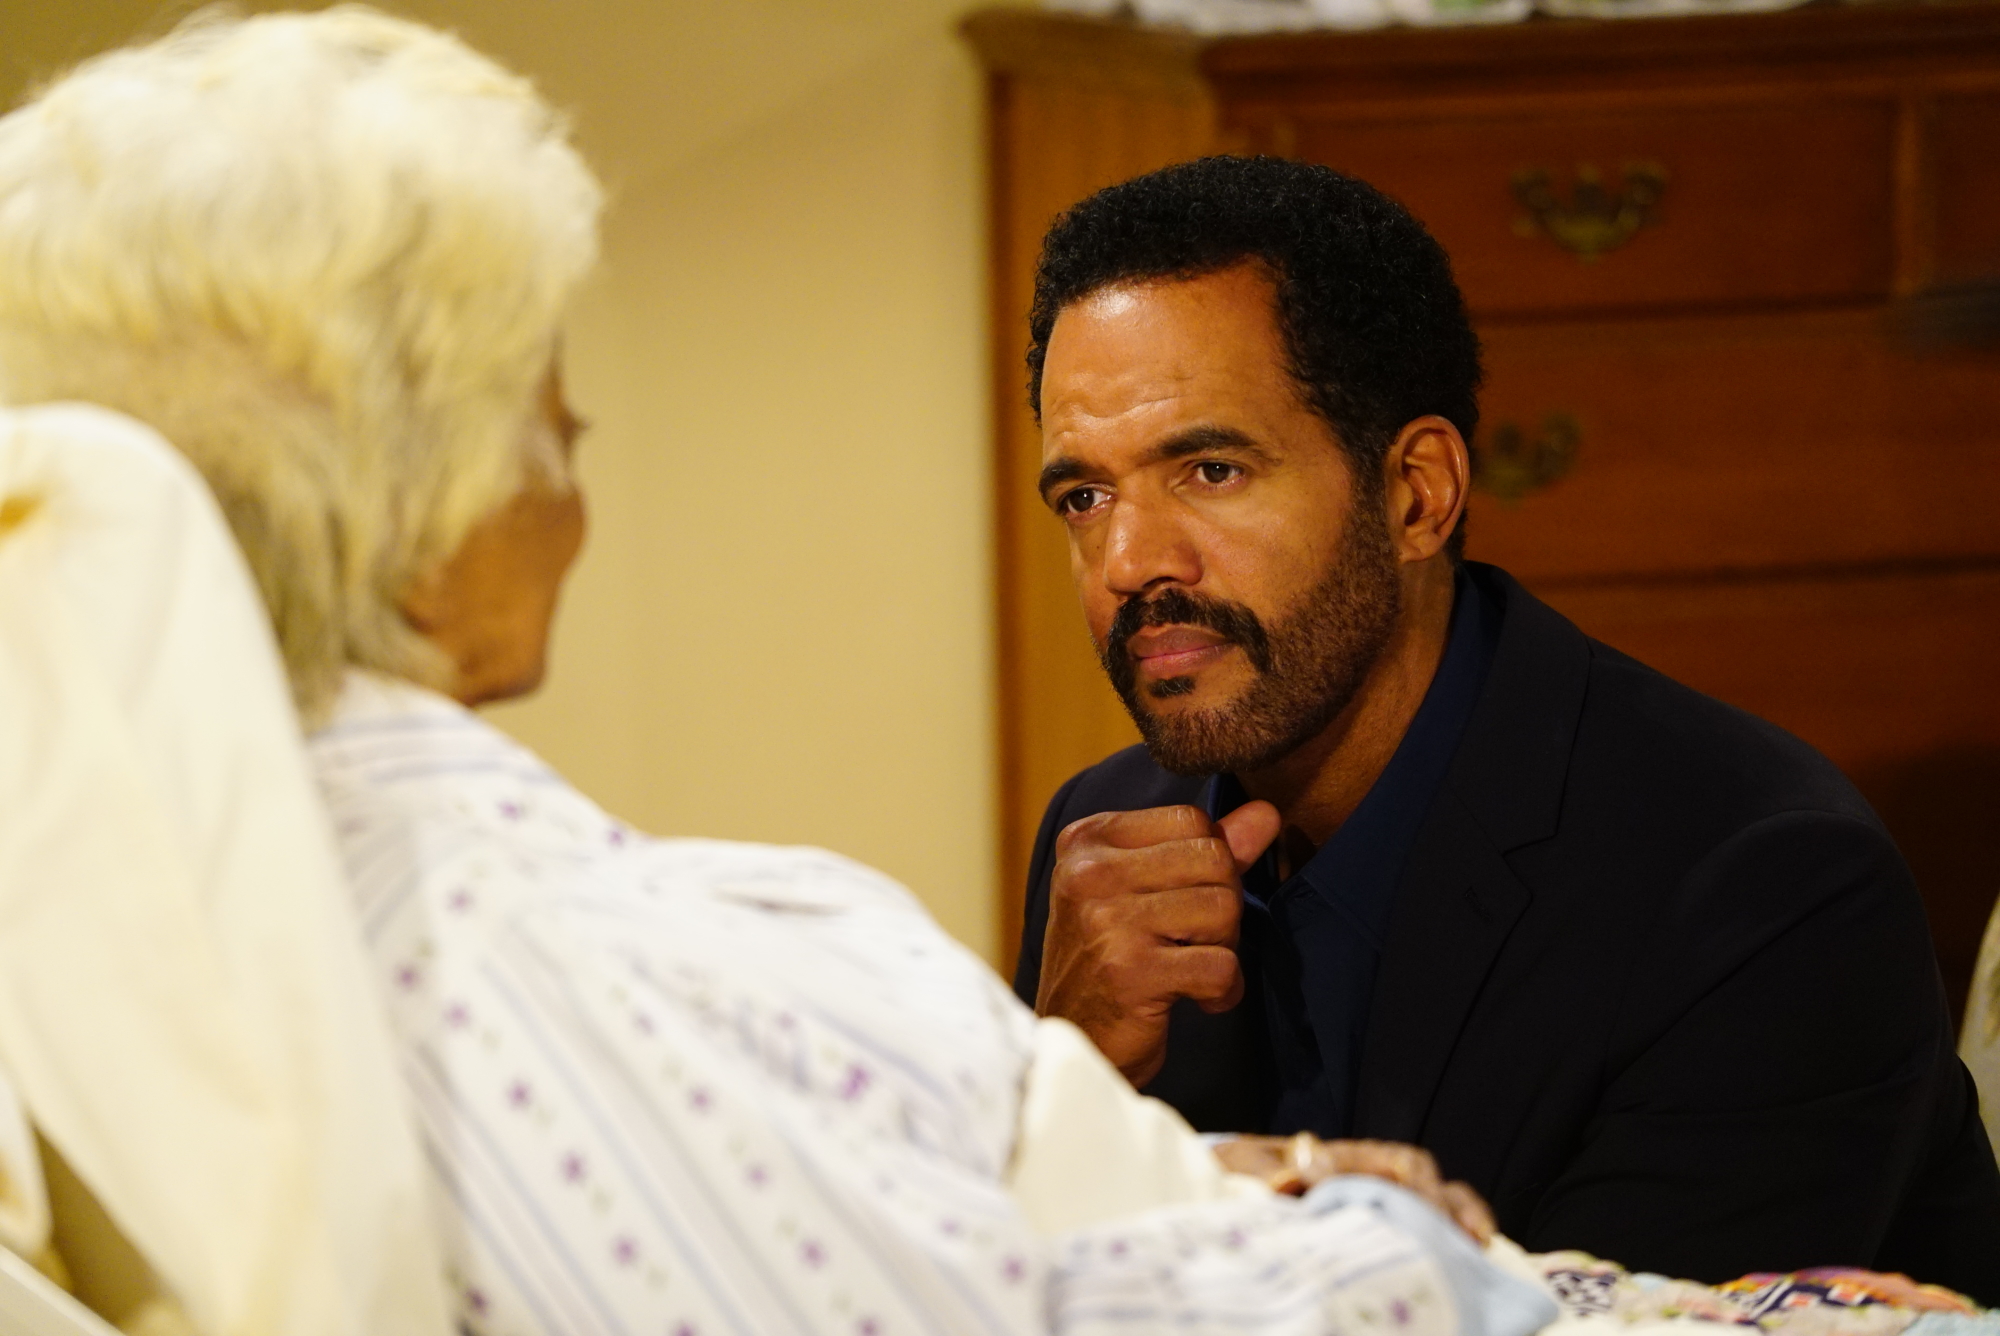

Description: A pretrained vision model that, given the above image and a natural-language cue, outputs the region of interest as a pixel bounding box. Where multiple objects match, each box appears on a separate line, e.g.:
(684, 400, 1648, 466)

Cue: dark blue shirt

(1201, 569, 1501, 1137)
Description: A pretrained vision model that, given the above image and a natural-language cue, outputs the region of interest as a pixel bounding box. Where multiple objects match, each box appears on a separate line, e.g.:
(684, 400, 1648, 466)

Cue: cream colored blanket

(0, 404, 451, 1336)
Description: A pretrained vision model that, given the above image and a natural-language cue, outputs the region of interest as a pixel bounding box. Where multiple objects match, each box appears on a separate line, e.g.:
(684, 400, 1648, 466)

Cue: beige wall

(0, 0, 1014, 961)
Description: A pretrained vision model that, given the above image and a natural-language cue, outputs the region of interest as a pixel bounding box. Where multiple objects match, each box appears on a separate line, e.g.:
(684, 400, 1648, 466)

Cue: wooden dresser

(964, 1, 2000, 1018)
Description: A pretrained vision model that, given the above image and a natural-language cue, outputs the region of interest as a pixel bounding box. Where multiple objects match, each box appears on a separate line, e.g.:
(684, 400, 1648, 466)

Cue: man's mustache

(1103, 587, 1275, 692)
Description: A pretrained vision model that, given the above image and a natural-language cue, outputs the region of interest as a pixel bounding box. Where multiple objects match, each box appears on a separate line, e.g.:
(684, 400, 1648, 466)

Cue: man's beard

(1100, 509, 1402, 777)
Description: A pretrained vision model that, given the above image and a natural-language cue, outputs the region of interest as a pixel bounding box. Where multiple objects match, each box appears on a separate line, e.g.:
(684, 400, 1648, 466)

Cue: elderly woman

(0, 12, 1533, 1336)
(0, 11, 1989, 1336)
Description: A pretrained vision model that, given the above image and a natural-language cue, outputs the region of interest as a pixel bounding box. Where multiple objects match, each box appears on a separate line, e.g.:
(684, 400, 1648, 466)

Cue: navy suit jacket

(1014, 564, 2000, 1300)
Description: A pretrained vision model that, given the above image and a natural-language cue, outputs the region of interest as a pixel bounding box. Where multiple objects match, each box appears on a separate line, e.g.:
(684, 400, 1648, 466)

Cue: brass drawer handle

(1474, 412, 1580, 505)
(1511, 162, 1668, 262)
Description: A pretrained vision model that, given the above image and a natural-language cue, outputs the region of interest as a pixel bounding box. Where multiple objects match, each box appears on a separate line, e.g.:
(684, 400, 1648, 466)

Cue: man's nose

(1100, 497, 1201, 598)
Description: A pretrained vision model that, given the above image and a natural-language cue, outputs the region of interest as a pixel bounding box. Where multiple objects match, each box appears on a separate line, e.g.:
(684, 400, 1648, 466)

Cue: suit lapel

(1353, 565, 1592, 1142)
(1355, 793, 1532, 1141)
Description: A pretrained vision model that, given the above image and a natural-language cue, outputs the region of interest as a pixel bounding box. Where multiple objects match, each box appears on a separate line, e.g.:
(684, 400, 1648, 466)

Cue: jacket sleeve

(1521, 808, 2000, 1300)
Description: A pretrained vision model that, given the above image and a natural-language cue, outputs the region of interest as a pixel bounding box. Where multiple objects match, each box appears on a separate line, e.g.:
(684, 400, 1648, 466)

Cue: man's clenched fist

(1034, 800, 1281, 1087)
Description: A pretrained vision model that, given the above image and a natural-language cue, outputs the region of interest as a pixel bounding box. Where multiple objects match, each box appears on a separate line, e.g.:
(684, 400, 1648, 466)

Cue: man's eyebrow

(1038, 425, 1276, 502)
(1149, 424, 1275, 465)
(1033, 456, 1082, 498)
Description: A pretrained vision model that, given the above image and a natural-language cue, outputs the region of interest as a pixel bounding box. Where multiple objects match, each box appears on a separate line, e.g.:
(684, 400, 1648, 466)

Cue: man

(1011, 156, 2000, 1297)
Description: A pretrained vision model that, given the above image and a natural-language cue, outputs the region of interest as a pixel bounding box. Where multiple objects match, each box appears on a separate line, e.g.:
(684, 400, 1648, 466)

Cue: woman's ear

(397, 565, 448, 635)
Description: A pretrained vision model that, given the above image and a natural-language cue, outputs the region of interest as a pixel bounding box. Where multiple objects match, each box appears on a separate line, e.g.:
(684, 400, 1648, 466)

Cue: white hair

(0, 5, 603, 719)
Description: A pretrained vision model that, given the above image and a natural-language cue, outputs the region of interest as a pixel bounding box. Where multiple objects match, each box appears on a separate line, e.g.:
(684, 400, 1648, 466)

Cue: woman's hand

(1212, 1134, 1496, 1245)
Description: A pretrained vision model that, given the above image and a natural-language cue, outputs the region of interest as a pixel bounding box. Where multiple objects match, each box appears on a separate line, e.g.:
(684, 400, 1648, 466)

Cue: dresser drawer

(1461, 307, 2000, 581)
(1545, 565, 2000, 776)
(1291, 101, 1895, 317)
(1933, 91, 2000, 285)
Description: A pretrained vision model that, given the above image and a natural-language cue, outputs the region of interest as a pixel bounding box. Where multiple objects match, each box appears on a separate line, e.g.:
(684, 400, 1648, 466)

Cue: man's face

(1038, 262, 1401, 775)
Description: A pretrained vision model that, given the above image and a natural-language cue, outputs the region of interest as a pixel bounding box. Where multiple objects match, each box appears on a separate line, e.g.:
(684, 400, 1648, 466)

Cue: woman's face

(400, 360, 588, 707)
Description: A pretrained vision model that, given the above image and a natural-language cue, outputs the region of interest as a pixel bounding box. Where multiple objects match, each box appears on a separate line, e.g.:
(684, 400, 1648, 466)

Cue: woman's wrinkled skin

(399, 361, 588, 707)
(1213, 1134, 1497, 1245)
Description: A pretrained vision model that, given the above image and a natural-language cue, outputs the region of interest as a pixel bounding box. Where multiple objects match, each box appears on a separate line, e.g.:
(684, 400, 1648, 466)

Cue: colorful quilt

(1526, 1249, 1992, 1336)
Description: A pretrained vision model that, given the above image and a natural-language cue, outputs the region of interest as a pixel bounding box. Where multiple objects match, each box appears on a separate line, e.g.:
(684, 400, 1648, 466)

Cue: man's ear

(1383, 415, 1470, 564)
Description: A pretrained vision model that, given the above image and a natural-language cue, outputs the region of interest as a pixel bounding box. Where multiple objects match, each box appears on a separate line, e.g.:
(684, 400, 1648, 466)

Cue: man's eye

(1196, 461, 1241, 485)
(1057, 486, 1106, 516)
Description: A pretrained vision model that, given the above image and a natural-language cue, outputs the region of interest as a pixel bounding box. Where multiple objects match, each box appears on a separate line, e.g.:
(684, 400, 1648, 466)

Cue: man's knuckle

(1160, 886, 1238, 942)
(1055, 812, 1113, 856)
(1200, 883, 1241, 920)
(1053, 856, 1095, 898)
(1056, 851, 1121, 900)
(1192, 834, 1233, 870)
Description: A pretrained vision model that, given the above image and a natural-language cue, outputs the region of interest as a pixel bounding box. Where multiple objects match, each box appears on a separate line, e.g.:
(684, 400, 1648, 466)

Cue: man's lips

(1127, 627, 1234, 678)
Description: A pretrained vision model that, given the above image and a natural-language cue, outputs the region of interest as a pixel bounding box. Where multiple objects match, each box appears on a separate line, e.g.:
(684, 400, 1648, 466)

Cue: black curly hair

(1027, 156, 1481, 557)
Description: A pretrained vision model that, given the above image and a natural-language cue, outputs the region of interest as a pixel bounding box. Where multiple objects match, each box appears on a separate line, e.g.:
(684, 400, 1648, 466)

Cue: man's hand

(1035, 800, 1281, 1087)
